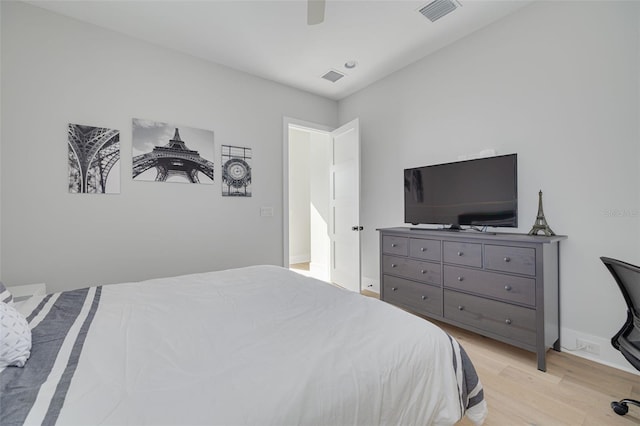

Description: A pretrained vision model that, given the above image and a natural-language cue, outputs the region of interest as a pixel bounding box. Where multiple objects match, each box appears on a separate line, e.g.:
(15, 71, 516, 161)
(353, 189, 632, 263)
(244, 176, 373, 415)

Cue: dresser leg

(537, 352, 547, 372)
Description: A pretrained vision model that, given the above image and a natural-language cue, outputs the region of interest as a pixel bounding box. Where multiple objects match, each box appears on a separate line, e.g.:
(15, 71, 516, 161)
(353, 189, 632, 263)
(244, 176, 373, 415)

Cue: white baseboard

(561, 326, 640, 375)
(361, 275, 380, 294)
(289, 253, 310, 265)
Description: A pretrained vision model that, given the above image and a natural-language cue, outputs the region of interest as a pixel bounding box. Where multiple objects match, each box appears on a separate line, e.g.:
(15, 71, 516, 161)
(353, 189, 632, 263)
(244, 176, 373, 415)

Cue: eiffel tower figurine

(528, 190, 556, 236)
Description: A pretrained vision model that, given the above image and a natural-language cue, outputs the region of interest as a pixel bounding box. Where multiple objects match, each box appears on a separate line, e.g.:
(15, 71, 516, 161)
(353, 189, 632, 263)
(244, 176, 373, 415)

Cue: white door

(329, 118, 361, 292)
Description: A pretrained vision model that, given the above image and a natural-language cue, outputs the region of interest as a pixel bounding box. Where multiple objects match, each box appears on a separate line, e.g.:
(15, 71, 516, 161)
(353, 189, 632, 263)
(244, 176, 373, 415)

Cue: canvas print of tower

(68, 123, 121, 194)
(222, 145, 252, 197)
(132, 118, 214, 184)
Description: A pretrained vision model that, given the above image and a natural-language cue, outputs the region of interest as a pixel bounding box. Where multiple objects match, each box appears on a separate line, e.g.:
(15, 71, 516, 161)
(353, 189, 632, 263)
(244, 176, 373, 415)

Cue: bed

(1, 265, 487, 425)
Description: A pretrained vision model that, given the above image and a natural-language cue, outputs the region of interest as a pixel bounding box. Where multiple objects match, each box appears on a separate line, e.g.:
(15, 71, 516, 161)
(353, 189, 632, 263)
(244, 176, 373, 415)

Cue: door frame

(282, 116, 334, 269)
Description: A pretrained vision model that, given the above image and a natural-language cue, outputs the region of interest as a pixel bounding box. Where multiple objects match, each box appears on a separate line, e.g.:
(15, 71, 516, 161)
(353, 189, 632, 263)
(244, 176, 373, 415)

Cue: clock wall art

(221, 145, 252, 197)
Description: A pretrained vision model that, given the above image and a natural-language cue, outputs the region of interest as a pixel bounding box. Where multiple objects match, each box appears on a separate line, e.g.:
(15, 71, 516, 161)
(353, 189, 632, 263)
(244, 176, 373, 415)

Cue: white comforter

(6, 265, 487, 425)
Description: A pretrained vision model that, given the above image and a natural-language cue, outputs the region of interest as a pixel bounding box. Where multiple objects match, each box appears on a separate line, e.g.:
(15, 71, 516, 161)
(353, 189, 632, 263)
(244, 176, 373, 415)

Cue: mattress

(1, 265, 487, 425)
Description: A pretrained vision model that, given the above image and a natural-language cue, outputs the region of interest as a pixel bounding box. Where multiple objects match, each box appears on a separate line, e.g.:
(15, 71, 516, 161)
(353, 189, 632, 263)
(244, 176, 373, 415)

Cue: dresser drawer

(382, 255, 441, 285)
(382, 255, 412, 279)
(382, 236, 408, 256)
(383, 275, 442, 316)
(409, 238, 441, 262)
(485, 245, 536, 276)
(443, 266, 535, 306)
(444, 290, 536, 345)
(443, 241, 482, 267)
(415, 260, 441, 285)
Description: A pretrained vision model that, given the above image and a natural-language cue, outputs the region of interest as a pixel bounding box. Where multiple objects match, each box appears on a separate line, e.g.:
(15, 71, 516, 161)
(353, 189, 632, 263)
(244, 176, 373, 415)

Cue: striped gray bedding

(1, 266, 487, 425)
(1, 287, 102, 425)
(448, 334, 486, 421)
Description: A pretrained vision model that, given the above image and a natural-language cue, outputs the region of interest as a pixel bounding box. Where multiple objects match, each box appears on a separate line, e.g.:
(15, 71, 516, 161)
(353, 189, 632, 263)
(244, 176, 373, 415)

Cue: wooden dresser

(378, 227, 567, 371)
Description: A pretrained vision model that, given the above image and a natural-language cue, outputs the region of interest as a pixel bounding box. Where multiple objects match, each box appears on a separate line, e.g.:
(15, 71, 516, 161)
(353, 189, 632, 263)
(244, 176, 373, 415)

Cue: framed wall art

(221, 145, 252, 197)
(68, 123, 120, 194)
(132, 118, 214, 184)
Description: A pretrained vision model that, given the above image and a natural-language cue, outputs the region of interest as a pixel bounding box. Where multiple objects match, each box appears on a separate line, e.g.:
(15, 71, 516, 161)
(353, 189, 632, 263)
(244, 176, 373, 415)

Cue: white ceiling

(26, 0, 532, 101)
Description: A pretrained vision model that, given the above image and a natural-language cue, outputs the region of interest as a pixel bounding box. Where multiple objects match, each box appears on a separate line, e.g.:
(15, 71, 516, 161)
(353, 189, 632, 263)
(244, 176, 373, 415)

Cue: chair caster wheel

(612, 401, 629, 416)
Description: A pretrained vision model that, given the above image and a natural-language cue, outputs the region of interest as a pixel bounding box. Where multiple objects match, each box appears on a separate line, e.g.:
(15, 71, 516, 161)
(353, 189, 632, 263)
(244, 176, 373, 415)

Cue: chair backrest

(602, 257, 640, 370)
(601, 257, 640, 320)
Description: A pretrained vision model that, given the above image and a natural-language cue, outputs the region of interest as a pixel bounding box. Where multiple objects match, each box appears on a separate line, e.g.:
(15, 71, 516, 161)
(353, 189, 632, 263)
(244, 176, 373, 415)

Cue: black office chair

(601, 256, 640, 416)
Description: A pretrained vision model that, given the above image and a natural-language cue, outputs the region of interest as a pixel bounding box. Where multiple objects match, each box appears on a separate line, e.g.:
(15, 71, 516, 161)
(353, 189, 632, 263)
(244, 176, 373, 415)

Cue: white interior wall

(288, 128, 311, 264)
(0, 1, 3, 280)
(339, 1, 640, 371)
(1, 1, 337, 292)
(308, 131, 331, 279)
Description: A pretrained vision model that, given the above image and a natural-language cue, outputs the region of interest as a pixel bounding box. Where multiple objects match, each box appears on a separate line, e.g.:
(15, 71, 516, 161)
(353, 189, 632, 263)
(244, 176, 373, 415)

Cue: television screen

(404, 154, 518, 228)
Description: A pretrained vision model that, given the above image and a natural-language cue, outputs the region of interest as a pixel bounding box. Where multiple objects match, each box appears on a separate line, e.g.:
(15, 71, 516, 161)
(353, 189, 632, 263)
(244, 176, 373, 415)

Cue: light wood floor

(360, 291, 640, 425)
(443, 319, 640, 425)
(290, 262, 310, 271)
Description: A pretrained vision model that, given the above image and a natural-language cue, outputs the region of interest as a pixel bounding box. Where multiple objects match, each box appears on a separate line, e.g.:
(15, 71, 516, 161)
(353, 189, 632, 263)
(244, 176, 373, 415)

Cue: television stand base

(410, 228, 456, 232)
(409, 225, 461, 232)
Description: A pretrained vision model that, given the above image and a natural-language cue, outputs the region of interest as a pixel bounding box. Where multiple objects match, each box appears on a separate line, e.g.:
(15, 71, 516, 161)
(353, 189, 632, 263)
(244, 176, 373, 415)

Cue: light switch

(260, 207, 274, 217)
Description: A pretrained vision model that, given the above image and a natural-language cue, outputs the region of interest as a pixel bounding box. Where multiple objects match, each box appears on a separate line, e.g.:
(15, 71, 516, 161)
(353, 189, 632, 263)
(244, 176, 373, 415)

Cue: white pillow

(0, 281, 13, 305)
(0, 302, 31, 368)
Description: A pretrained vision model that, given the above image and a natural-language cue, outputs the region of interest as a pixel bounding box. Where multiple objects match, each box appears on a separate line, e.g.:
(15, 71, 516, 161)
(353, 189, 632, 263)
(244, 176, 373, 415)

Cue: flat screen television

(404, 153, 517, 229)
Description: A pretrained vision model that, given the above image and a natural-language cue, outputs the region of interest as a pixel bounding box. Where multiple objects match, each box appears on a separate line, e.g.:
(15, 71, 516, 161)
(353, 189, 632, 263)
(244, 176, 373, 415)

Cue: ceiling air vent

(321, 70, 345, 83)
(419, 0, 460, 22)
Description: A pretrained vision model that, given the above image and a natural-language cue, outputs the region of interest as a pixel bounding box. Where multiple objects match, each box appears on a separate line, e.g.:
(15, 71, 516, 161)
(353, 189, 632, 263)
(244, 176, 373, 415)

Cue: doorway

(283, 117, 362, 292)
(287, 124, 332, 282)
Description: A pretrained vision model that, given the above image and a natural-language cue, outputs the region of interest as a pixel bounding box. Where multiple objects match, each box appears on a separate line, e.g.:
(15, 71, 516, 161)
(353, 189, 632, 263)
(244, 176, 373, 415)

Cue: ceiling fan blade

(307, 0, 326, 25)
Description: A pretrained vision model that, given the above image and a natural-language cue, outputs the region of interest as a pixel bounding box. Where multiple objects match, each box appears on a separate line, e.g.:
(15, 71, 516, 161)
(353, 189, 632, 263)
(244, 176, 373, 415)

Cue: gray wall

(339, 1, 640, 371)
(1, 1, 337, 292)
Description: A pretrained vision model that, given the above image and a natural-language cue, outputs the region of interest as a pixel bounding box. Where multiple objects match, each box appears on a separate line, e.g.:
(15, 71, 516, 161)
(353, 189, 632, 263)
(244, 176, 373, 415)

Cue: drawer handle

(420, 247, 426, 252)
(458, 305, 464, 311)
(504, 285, 512, 291)
(504, 256, 511, 262)
(392, 287, 398, 291)
(457, 251, 464, 256)
(391, 263, 397, 268)
(421, 295, 428, 300)
(420, 269, 426, 274)
(505, 318, 512, 325)
(391, 243, 397, 248)
(457, 276, 464, 282)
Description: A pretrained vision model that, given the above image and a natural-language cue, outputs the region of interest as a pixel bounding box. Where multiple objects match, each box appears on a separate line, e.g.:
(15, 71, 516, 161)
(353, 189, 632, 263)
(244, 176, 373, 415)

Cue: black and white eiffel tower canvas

(68, 123, 121, 194)
(132, 118, 214, 184)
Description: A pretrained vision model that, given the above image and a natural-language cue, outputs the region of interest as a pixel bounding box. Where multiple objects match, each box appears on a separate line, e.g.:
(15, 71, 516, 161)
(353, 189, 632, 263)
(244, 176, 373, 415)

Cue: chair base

(611, 399, 640, 416)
